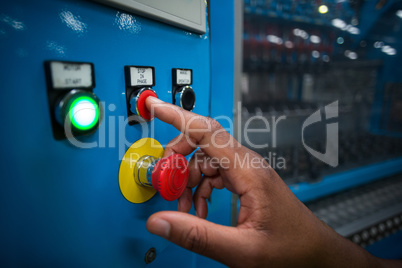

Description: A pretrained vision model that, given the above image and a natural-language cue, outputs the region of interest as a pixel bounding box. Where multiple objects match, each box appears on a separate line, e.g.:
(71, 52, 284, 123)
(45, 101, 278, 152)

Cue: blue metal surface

(290, 157, 402, 202)
(199, 1, 237, 266)
(210, 1, 235, 130)
(366, 231, 402, 259)
(366, 1, 402, 133)
(0, 0, 234, 267)
(357, 0, 397, 46)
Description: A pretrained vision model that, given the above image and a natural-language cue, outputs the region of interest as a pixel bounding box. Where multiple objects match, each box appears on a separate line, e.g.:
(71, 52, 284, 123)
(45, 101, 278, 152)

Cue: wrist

(313, 224, 380, 268)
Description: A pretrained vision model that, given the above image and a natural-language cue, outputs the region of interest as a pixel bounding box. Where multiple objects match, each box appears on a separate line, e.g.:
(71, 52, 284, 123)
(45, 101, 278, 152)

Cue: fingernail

(148, 218, 170, 239)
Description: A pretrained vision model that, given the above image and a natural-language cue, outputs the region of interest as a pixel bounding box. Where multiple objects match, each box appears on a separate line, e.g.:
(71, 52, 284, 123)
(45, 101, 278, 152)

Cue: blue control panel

(0, 0, 234, 267)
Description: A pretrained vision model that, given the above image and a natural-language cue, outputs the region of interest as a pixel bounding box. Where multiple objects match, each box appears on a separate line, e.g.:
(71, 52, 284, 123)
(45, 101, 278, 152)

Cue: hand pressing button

(129, 87, 158, 121)
(134, 154, 189, 201)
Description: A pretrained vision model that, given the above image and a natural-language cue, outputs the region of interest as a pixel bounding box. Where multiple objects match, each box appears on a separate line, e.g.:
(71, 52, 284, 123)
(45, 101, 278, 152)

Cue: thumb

(146, 211, 255, 266)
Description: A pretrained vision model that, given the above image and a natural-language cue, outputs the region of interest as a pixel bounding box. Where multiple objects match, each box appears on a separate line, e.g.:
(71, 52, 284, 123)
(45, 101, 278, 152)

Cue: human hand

(145, 97, 390, 268)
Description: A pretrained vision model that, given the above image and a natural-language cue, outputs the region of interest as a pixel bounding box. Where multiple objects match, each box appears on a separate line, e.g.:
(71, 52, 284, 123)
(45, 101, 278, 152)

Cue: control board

(0, 0, 234, 267)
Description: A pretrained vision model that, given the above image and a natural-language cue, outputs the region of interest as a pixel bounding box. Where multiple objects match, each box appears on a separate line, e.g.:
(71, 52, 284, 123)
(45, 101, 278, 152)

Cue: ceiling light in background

(323, 55, 330, 62)
(337, 37, 344, 44)
(285, 41, 294, 49)
(266, 35, 283, 45)
(345, 50, 358, 60)
(293, 28, 309, 39)
(312, 50, 320, 58)
(374, 41, 384, 48)
(310, 35, 321, 44)
(382, 45, 397, 55)
(319, 5, 329, 14)
(332, 18, 347, 29)
(347, 26, 360, 35)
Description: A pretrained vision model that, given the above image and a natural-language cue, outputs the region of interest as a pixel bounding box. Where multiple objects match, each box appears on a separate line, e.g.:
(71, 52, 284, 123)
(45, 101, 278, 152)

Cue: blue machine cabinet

(0, 0, 235, 267)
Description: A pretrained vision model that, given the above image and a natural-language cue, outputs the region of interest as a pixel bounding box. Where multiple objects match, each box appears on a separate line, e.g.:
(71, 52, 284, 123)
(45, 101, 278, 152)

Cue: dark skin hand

(145, 96, 401, 268)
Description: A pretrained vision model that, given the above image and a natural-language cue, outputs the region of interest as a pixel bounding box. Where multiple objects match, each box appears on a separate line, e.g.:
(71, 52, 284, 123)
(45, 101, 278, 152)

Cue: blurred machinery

(240, 0, 402, 259)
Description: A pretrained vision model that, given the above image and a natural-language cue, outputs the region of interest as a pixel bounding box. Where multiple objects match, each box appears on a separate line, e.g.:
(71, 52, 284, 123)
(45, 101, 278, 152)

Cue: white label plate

(176, 69, 192, 85)
(50, 62, 93, 89)
(129, 67, 154, 86)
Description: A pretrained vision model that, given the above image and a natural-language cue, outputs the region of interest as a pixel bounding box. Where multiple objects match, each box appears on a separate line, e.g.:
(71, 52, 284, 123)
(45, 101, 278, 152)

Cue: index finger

(145, 96, 239, 161)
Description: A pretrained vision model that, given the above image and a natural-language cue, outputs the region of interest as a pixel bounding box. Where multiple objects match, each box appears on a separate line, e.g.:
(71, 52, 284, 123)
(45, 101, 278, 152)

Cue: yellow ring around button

(119, 138, 164, 203)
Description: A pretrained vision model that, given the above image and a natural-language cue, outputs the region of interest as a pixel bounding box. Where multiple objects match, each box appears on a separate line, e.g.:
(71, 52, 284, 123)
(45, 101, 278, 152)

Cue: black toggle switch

(172, 68, 195, 111)
(174, 85, 196, 111)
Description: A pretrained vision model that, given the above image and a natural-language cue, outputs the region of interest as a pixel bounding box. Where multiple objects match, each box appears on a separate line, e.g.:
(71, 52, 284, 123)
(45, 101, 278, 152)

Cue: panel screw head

(144, 247, 156, 264)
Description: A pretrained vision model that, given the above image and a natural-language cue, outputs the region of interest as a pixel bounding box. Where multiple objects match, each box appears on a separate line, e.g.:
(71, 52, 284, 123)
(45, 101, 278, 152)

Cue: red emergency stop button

(151, 154, 189, 201)
(129, 88, 158, 121)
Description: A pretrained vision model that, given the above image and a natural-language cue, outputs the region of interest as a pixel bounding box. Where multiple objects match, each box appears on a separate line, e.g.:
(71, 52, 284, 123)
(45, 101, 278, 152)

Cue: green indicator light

(68, 96, 99, 131)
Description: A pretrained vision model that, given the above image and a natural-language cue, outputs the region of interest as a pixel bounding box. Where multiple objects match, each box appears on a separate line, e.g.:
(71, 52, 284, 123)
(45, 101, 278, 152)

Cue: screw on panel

(144, 247, 156, 264)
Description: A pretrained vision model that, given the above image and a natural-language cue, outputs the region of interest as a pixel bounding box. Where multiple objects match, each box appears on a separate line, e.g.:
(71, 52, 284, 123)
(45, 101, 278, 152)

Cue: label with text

(176, 69, 192, 85)
(130, 67, 154, 86)
(50, 62, 93, 89)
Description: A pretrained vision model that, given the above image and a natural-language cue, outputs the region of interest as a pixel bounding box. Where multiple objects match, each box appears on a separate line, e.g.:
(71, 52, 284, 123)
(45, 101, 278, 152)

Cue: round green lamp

(55, 89, 103, 135)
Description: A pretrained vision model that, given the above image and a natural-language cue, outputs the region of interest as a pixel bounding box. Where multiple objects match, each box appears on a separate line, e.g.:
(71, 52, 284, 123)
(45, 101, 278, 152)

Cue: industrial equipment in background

(241, 0, 402, 259)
